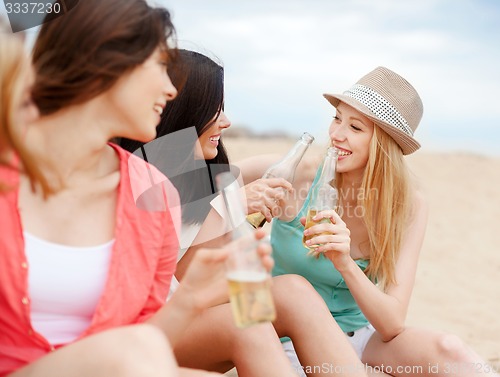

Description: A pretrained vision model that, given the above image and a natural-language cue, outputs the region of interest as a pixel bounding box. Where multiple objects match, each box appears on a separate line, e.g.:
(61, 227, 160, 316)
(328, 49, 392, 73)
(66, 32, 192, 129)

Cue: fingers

(250, 192, 281, 223)
(305, 234, 350, 258)
(255, 234, 271, 257)
(263, 197, 281, 219)
(302, 209, 350, 256)
(302, 209, 346, 239)
(303, 223, 349, 248)
(256, 237, 274, 272)
(245, 178, 293, 221)
(261, 177, 293, 192)
(254, 231, 274, 272)
(253, 228, 268, 240)
(306, 234, 348, 248)
(312, 209, 343, 225)
(303, 221, 336, 237)
(306, 248, 323, 259)
(260, 255, 274, 272)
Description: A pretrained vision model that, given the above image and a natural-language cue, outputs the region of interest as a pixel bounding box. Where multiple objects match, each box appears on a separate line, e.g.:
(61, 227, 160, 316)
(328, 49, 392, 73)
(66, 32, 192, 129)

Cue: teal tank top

(271, 167, 370, 333)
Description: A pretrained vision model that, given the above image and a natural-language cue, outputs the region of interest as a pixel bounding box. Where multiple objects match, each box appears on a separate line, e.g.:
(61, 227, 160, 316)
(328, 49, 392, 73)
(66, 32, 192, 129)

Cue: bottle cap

(301, 132, 315, 144)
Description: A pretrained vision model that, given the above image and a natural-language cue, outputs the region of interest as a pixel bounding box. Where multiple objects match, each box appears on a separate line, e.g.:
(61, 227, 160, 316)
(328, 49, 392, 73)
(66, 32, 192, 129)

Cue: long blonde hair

(338, 126, 414, 291)
(0, 23, 50, 194)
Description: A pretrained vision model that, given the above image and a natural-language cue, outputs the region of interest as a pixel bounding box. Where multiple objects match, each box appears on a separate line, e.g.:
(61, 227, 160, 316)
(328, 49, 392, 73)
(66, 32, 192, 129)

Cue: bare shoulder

(406, 188, 428, 236)
(412, 188, 428, 215)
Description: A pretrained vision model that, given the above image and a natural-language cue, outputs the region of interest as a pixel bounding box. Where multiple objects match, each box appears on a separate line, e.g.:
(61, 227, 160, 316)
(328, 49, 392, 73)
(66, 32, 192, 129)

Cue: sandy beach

(223, 135, 500, 375)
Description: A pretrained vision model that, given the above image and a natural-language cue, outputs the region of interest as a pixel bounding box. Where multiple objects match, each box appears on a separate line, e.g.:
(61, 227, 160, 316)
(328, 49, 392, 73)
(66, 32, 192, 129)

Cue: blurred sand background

(223, 134, 500, 375)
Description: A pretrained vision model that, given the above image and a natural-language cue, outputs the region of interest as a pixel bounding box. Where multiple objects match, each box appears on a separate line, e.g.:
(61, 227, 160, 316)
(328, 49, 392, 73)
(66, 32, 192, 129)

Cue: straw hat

(323, 66, 423, 155)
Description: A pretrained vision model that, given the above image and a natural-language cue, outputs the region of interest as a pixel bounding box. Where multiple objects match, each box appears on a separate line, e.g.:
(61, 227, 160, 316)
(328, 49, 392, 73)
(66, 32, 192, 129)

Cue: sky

(2, 0, 499, 156)
(156, 0, 500, 156)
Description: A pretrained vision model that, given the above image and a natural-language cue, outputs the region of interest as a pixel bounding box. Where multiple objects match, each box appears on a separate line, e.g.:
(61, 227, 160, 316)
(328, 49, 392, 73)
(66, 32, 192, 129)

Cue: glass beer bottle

(216, 172, 276, 328)
(302, 147, 339, 254)
(246, 132, 315, 228)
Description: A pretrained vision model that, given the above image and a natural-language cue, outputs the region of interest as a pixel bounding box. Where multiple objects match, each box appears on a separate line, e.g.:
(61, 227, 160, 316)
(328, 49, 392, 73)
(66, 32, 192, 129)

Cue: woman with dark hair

(121, 50, 231, 227)
(120, 50, 294, 264)
(0, 1, 264, 376)
(120, 50, 288, 230)
(120, 50, 369, 377)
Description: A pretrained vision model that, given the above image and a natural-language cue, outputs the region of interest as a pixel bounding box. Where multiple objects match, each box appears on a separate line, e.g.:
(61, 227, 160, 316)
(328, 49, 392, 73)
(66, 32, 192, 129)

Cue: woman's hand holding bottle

(243, 178, 293, 223)
(301, 210, 352, 269)
(177, 228, 273, 313)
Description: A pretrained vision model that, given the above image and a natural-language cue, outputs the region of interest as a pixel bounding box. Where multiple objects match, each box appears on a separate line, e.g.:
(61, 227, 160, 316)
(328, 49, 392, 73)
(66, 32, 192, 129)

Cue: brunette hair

(32, 0, 177, 115)
(120, 50, 230, 224)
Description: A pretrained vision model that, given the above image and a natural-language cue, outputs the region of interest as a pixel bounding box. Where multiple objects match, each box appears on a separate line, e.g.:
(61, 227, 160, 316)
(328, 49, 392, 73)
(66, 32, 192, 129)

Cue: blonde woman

(238, 67, 498, 376)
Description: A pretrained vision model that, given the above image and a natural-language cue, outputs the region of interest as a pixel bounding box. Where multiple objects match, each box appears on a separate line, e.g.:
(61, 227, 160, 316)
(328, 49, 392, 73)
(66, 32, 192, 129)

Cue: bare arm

(360, 191, 428, 339)
(146, 246, 227, 347)
(175, 210, 230, 283)
(147, 229, 272, 347)
(234, 154, 282, 184)
(174, 164, 293, 272)
(306, 191, 428, 341)
(174, 175, 292, 281)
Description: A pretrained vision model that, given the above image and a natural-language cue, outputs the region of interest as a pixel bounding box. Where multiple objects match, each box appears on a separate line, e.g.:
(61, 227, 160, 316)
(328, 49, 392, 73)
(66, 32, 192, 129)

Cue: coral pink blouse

(0, 144, 180, 376)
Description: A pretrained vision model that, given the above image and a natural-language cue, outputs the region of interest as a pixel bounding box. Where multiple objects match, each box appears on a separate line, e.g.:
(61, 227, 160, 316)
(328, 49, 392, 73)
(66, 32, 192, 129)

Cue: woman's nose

(163, 74, 177, 101)
(329, 122, 345, 142)
(218, 111, 231, 129)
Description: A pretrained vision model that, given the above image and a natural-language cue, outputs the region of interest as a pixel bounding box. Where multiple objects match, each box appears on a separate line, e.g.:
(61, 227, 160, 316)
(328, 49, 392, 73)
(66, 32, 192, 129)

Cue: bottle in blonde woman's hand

(302, 147, 339, 256)
(302, 209, 334, 249)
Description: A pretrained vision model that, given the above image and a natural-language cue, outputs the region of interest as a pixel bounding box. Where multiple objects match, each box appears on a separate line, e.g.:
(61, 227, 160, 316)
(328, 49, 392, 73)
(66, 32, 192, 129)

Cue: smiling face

(195, 110, 231, 160)
(106, 48, 177, 142)
(329, 102, 374, 180)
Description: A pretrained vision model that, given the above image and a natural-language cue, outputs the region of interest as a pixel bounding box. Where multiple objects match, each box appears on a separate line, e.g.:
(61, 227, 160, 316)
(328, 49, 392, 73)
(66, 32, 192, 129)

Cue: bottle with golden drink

(246, 132, 314, 228)
(216, 172, 276, 328)
(302, 147, 339, 254)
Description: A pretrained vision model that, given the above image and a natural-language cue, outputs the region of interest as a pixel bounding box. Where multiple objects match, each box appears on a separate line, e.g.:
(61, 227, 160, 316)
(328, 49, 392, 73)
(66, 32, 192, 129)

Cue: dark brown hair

(32, 0, 177, 115)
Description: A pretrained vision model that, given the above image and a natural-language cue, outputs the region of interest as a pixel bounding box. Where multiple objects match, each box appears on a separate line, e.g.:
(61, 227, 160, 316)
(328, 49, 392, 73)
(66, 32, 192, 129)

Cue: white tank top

(24, 232, 113, 345)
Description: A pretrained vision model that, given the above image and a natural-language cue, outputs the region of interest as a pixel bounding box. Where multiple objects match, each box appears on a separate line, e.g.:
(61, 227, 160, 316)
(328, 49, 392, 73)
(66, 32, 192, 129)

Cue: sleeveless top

(271, 167, 370, 333)
(25, 232, 114, 345)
